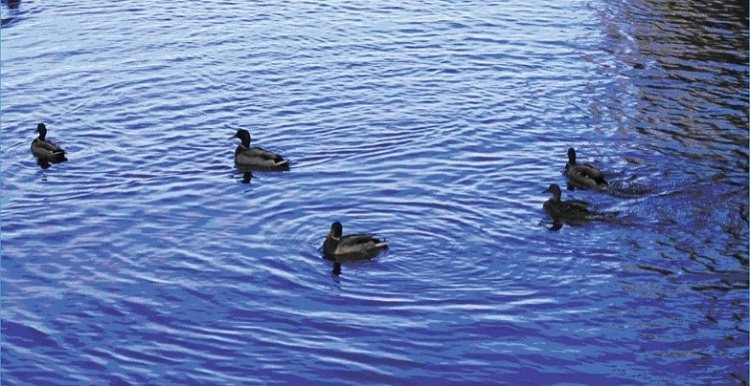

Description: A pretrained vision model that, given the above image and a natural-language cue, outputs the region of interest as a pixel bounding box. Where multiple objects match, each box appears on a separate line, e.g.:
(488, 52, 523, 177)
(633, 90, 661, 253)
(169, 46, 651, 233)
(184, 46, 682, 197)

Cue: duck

(565, 147, 607, 191)
(543, 183, 592, 230)
(231, 129, 289, 171)
(31, 123, 66, 160)
(322, 221, 388, 260)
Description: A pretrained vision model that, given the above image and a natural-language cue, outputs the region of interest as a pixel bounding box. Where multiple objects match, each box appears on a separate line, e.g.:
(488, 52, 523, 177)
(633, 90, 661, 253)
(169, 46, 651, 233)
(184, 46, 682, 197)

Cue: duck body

(232, 129, 289, 171)
(322, 221, 388, 261)
(543, 183, 593, 229)
(31, 123, 67, 161)
(234, 146, 289, 171)
(565, 147, 607, 191)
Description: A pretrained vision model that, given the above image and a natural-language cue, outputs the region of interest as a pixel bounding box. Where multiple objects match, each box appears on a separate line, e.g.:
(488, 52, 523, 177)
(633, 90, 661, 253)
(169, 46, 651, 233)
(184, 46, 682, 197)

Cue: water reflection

(233, 166, 291, 184)
(234, 160, 290, 183)
(1, 0, 19, 9)
(1, 0, 20, 27)
(35, 157, 68, 169)
(601, 0, 748, 382)
(324, 255, 381, 276)
(606, 0, 748, 165)
(605, 0, 748, 259)
(239, 170, 253, 183)
(564, 173, 654, 199)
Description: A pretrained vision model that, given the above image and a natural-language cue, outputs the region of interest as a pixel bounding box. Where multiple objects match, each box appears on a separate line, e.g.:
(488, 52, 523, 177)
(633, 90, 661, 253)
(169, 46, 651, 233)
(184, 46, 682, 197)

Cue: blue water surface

(2, 0, 747, 384)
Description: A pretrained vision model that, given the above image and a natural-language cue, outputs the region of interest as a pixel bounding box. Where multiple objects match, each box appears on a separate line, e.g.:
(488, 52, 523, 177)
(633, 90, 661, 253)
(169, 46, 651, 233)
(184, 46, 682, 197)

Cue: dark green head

(328, 221, 343, 240)
(232, 129, 252, 148)
(36, 123, 48, 139)
(567, 147, 577, 164)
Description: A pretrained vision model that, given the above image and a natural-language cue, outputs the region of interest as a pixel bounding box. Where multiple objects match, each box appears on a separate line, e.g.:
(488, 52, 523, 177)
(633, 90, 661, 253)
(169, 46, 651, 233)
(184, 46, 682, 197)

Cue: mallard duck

(231, 129, 289, 171)
(31, 123, 66, 160)
(543, 183, 592, 230)
(322, 221, 388, 260)
(565, 147, 607, 190)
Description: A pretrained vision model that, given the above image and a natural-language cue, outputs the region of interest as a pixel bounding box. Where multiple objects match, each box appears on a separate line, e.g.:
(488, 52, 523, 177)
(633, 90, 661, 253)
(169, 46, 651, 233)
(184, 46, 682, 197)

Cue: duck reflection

(234, 159, 287, 184)
(36, 157, 67, 169)
(325, 255, 380, 276)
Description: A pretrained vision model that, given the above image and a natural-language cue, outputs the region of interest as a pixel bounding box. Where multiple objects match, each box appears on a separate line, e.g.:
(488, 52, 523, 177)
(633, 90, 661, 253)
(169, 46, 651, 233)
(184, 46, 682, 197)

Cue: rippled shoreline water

(2, 0, 747, 384)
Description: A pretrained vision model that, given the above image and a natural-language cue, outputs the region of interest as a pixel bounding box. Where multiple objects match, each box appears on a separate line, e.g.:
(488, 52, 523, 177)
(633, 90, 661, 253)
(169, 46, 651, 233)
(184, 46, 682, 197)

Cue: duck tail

(275, 157, 290, 170)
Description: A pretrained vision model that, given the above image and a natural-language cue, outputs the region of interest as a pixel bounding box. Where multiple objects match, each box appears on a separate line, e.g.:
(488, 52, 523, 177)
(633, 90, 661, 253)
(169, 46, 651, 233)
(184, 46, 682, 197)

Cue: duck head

(327, 221, 343, 240)
(36, 123, 48, 139)
(322, 221, 343, 258)
(567, 147, 577, 164)
(543, 183, 563, 201)
(232, 129, 252, 148)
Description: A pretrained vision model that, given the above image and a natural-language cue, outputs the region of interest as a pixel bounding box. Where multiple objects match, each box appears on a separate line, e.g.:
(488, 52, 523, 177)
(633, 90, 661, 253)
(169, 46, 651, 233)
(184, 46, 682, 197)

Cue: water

(2, 0, 747, 384)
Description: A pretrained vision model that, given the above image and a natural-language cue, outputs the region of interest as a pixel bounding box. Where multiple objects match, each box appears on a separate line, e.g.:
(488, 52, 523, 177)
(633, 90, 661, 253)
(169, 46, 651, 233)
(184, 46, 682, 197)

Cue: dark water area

(598, 1, 748, 280)
(1, 0, 748, 384)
